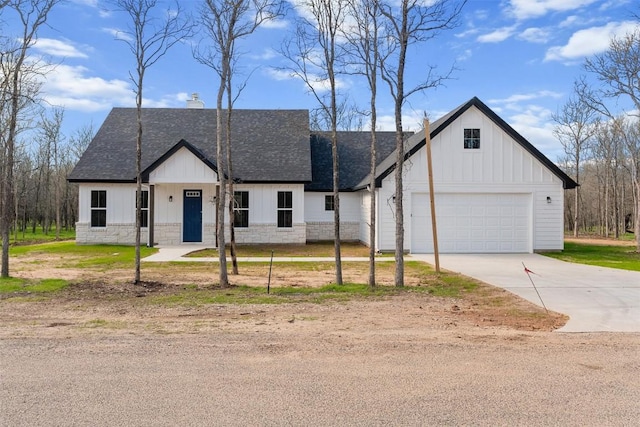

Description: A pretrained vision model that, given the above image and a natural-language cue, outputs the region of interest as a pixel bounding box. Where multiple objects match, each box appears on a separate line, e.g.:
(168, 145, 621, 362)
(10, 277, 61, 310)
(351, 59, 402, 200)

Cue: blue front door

(183, 190, 202, 242)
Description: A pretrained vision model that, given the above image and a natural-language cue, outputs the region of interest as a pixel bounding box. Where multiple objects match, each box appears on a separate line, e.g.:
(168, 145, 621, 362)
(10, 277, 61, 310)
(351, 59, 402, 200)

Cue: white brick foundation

(233, 223, 306, 244)
(76, 223, 148, 245)
(306, 221, 359, 241)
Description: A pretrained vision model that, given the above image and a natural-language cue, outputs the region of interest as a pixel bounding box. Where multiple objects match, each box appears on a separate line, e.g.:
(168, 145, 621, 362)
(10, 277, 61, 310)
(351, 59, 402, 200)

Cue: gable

(148, 146, 217, 184)
(373, 97, 578, 189)
(400, 106, 562, 186)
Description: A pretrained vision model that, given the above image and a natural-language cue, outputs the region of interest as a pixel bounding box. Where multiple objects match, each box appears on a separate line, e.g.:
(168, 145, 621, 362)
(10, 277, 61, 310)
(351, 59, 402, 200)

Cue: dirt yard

(1, 245, 569, 338)
(3, 247, 639, 426)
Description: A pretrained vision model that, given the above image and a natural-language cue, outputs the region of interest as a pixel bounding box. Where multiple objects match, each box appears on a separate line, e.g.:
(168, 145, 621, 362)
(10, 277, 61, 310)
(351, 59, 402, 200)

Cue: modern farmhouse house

(68, 96, 577, 253)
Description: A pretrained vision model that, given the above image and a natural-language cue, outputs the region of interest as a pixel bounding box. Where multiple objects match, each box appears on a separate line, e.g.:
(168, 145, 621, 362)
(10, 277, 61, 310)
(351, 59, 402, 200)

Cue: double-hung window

(277, 191, 292, 228)
(464, 128, 480, 149)
(234, 191, 249, 228)
(91, 190, 107, 227)
(325, 195, 335, 211)
(136, 190, 149, 228)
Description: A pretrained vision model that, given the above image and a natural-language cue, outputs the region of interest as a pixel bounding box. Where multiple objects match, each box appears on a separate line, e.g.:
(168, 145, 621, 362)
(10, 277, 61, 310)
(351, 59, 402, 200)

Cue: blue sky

(6, 0, 640, 161)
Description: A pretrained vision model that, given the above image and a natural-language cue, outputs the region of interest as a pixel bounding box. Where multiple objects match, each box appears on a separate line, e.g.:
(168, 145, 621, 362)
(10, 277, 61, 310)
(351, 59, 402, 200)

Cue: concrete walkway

(142, 245, 395, 263)
(410, 253, 640, 333)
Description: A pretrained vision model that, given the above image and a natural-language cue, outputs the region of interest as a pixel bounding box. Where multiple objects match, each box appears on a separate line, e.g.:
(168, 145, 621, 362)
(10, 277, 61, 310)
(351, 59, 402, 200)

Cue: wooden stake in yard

(267, 250, 274, 294)
(424, 118, 440, 273)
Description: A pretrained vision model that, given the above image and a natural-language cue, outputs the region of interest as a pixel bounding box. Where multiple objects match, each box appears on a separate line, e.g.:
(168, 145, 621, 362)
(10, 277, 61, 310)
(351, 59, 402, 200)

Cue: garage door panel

(411, 192, 531, 253)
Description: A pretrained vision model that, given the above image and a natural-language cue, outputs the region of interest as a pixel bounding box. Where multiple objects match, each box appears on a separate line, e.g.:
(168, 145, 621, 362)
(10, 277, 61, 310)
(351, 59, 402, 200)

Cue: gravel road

(2, 329, 639, 426)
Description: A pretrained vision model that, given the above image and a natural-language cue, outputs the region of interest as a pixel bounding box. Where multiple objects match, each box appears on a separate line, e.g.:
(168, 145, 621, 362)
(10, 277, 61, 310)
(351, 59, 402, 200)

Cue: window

(277, 191, 292, 228)
(464, 128, 480, 149)
(324, 195, 335, 211)
(233, 191, 249, 228)
(136, 190, 149, 228)
(91, 190, 107, 227)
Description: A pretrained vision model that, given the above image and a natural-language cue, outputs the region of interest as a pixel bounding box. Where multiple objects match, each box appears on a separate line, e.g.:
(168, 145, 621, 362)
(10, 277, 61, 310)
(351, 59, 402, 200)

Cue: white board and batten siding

(149, 147, 216, 184)
(378, 105, 565, 253)
(78, 183, 140, 224)
(304, 192, 361, 222)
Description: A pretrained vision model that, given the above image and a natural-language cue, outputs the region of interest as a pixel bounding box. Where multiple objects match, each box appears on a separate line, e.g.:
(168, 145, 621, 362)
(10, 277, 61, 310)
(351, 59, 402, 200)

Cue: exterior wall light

(546, 196, 551, 204)
(169, 195, 173, 202)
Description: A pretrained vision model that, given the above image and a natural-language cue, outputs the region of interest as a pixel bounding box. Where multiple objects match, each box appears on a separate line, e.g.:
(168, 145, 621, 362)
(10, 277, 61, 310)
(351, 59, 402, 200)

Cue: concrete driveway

(409, 253, 640, 332)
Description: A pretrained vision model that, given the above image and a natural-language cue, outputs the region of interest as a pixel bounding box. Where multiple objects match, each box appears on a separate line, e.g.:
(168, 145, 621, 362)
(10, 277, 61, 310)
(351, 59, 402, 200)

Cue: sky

(4, 0, 640, 162)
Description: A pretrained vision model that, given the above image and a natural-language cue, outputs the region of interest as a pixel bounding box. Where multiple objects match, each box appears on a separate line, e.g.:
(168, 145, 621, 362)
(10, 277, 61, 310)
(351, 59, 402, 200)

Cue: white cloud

(477, 26, 518, 43)
(483, 96, 563, 156)
(544, 21, 640, 62)
(457, 49, 472, 62)
(507, 0, 599, 20)
(102, 27, 134, 43)
(265, 67, 348, 93)
(455, 27, 480, 39)
(488, 91, 563, 105)
(266, 68, 297, 81)
(70, 0, 98, 6)
(559, 15, 579, 28)
(41, 64, 133, 111)
(142, 92, 189, 108)
(518, 27, 551, 44)
(374, 112, 425, 132)
(33, 38, 88, 58)
(41, 65, 190, 111)
(261, 18, 289, 30)
(249, 48, 277, 61)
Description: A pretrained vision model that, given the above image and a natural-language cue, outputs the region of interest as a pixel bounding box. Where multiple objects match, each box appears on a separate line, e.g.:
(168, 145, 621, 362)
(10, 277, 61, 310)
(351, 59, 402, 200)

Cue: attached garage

(372, 97, 577, 254)
(411, 193, 531, 253)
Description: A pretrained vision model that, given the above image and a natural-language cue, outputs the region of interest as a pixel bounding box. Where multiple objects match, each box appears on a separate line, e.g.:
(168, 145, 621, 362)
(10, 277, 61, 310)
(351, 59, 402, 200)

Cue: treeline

(554, 25, 640, 250)
(12, 109, 93, 239)
(561, 117, 637, 239)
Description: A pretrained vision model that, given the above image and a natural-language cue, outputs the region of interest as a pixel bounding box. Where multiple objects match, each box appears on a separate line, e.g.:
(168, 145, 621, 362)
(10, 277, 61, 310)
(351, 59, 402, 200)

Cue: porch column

(149, 185, 155, 247)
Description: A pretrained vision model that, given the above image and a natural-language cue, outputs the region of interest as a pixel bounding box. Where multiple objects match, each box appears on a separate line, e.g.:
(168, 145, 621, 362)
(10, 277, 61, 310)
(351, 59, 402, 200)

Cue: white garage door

(411, 193, 531, 253)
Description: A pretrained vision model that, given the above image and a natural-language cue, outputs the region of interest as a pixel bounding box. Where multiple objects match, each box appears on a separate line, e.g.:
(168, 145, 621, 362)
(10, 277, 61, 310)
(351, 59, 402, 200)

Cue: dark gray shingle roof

(307, 131, 410, 191)
(68, 108, 312, 183)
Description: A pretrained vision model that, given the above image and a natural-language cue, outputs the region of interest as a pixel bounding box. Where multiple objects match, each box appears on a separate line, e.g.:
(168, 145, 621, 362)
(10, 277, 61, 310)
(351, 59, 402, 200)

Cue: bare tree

(113, 0, 193, 284)
(281, 0, 348, 285)
(343, 0, 382, 287)
(196, 0, 282, 286)
(0, 0, 59, 278)
(583, 29, 640, 250)
(552, 88, 597, 237)
(591, 120, 624, 237)
(196, 0, 282, 283)
(378, 0, 466, 286)
(64, 124, 95, 229)
(38, 107, 64, 239)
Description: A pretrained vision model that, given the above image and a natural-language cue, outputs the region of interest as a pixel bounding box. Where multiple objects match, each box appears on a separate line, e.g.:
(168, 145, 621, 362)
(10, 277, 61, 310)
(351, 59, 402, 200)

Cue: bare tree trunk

(574, 175, 579, 237)
(216, 77, 229, 287)
(113, 0, 193, 284)
(368, 111, 377, 288)
(134, 87, 143, 284)
(226, 105, 238, 275)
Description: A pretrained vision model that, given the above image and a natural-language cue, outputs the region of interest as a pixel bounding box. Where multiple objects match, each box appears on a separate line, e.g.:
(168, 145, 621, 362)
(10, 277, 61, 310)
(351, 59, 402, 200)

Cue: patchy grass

(147, 282, 432, 307)
(185, 242, 392, 258)
(543, 241, 640, 271)
(10, 241, 158, 269)
(3, 240, 565, 332)
(9, 226, 75, 245)
(0, 277, 69, 294)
